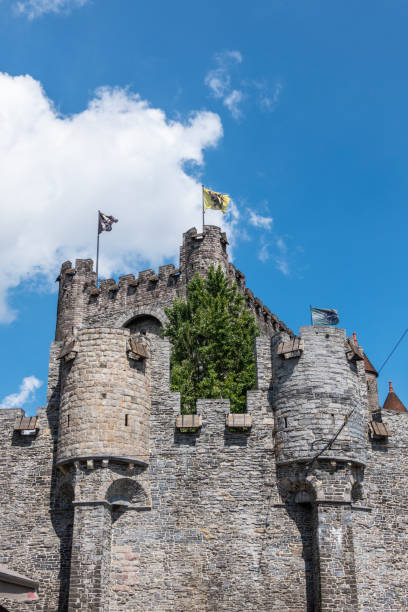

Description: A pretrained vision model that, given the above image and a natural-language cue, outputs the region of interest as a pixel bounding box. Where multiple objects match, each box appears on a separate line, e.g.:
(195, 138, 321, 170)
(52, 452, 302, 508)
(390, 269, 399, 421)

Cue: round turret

(180, 225, 229, 283)
(272, 326, 367, 466)
(57, 327, 150, 467)
(55, 258, 96, 341)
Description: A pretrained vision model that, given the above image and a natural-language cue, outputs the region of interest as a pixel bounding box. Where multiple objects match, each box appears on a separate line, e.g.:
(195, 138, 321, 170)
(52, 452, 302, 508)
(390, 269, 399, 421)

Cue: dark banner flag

(96, 210, 118, 286)
(311, 306, 339, 326)
(98, 211, 118, 234)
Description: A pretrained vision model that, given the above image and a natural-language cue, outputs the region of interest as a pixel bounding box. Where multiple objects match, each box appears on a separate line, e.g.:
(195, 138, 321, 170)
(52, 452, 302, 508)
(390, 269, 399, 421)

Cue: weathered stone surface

(0, 225, 407, 612)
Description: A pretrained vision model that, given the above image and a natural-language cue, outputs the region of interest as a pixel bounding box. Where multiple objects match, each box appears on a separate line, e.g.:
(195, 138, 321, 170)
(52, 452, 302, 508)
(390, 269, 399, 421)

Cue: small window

(284, 417, 288, 429)
(67, 414, 70, 427)
(125, 414, 129, 427)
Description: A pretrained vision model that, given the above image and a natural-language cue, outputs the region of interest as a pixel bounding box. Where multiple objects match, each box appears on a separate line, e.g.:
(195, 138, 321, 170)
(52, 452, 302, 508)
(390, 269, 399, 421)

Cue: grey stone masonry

(57, 327, 150, 466)
(0, 224, 407, 612)
(68, 502, 112, 611)
(55, 225, 294, 342)
(272, 326, 367, 467)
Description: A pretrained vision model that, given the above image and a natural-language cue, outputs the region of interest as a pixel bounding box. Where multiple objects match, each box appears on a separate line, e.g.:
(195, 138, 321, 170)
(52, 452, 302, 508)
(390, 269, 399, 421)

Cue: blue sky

(0, 0, 407, 415)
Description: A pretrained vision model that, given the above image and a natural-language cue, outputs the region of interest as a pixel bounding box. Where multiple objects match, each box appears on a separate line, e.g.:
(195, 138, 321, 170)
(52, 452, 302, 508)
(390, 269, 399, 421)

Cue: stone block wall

(0, 329, 408, 611)
(57, 327, 150, 466)
(55, 226, 293, 344)
(0, 408, 66, 612)
(353, 409, 408, 612)
(272, 326, 368, 466)
(1, 223, 408, 611)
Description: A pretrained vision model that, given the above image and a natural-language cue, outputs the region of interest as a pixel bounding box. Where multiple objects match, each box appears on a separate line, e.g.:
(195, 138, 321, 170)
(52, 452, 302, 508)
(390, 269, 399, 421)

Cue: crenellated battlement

(54, 226, 293, 341)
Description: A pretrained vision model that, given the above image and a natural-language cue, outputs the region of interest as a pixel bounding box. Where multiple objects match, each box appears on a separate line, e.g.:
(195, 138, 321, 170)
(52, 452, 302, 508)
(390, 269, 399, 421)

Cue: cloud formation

(0, 376, 43, 409)
(14, 0, 88, 19)
(205, 52, 283, 118)
(205, 51, 244, 119)
(259, 80, 283, 112)
(0, 73, 227, 323)
(257, 234, 290, 275)
(249, 211, 273, 230)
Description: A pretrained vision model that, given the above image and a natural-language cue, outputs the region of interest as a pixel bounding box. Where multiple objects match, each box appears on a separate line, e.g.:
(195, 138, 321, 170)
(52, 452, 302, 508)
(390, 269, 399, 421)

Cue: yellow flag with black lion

(203, 187, 230, 214)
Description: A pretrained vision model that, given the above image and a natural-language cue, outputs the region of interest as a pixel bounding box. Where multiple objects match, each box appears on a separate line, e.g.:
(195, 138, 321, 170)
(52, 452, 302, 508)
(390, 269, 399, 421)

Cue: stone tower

(272, 326, 368, 610)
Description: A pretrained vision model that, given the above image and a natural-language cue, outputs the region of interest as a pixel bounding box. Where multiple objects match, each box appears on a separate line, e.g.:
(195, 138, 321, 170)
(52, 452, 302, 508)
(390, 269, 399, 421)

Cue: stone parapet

(54, 225, 293, 342)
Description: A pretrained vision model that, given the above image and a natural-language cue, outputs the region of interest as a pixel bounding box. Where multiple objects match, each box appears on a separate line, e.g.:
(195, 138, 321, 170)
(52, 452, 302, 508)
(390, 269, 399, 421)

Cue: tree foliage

(163, 265, 259, 413)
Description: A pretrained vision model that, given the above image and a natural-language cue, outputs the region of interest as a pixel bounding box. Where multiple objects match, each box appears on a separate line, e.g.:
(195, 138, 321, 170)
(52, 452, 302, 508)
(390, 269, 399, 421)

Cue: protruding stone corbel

(127, 338, 149, 361)
(277, 338, 304, 359)
(14, 415, 39, 435)
(368, 420, 392, 438)
(225, 413, 253, 429)
(345, 338, 364, 362)
(58, 338, 79, 362)
(175, 414, 202, 430)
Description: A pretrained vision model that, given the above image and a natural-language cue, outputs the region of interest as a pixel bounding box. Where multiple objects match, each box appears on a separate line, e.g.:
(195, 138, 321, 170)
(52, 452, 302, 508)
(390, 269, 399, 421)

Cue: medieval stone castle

(0, 225, 407, 612)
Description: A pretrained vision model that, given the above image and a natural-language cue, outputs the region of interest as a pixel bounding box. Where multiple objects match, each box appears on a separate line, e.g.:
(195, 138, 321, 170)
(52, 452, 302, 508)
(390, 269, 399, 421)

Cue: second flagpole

(96, 210, 100, 288)
(202, 184, 205, 232)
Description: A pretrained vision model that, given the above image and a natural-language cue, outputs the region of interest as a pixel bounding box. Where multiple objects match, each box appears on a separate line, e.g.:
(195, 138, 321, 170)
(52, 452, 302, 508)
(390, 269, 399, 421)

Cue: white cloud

(258, 244, 270, 263)
(0, 73, 227, 322)
(257, 234, 290, 275)
(259, 80, 283, 112)
(14, 0, 88, 19)
(275, 257, 289, 276)
(0, 376, 43, 409)
(224, 51, 243, 63)
(276, 237, 287, 253)
(275, 236, 289, 275)
(224, 90, 243, 119)
(205, 51, 244, 119)
(249, 211, 273, 230)
(205, 53, 283, 119)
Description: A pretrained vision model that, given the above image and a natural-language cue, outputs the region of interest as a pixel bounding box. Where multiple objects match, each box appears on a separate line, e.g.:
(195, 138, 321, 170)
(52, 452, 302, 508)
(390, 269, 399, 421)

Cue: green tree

(163, 265, 259, 413)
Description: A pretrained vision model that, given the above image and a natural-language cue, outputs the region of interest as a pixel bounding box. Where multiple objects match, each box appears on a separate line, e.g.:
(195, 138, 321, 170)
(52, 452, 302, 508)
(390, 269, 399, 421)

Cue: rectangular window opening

(125, 414, 129, 427)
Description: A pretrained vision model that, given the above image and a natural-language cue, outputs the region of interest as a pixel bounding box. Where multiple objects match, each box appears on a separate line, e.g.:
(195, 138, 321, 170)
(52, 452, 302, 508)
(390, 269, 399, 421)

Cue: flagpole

(96, 210, 100, 288)
(202, 184, 205, 233)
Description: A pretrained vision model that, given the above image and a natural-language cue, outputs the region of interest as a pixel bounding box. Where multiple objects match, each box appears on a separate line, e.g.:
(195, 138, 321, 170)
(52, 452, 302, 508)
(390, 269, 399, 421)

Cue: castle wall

(353, 410, 408, 612)
(55, 226, 293, 342)
(0, 332, 408, 611)
(0, 408, 66, 612)
(106, 337, 317, 612)
(1, 223, 408, 611)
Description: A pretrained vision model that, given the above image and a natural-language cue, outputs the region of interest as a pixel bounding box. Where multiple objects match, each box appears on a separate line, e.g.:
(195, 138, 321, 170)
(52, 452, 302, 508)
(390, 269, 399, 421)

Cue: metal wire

(378, 327, 408, 374)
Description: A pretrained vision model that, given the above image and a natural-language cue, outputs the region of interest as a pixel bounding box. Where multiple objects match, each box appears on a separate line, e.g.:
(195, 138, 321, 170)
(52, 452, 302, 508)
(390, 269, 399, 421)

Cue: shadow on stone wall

(51, 482, 74, 612)
(284, 500, 319, 612)
(47, 362, 74, 612)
